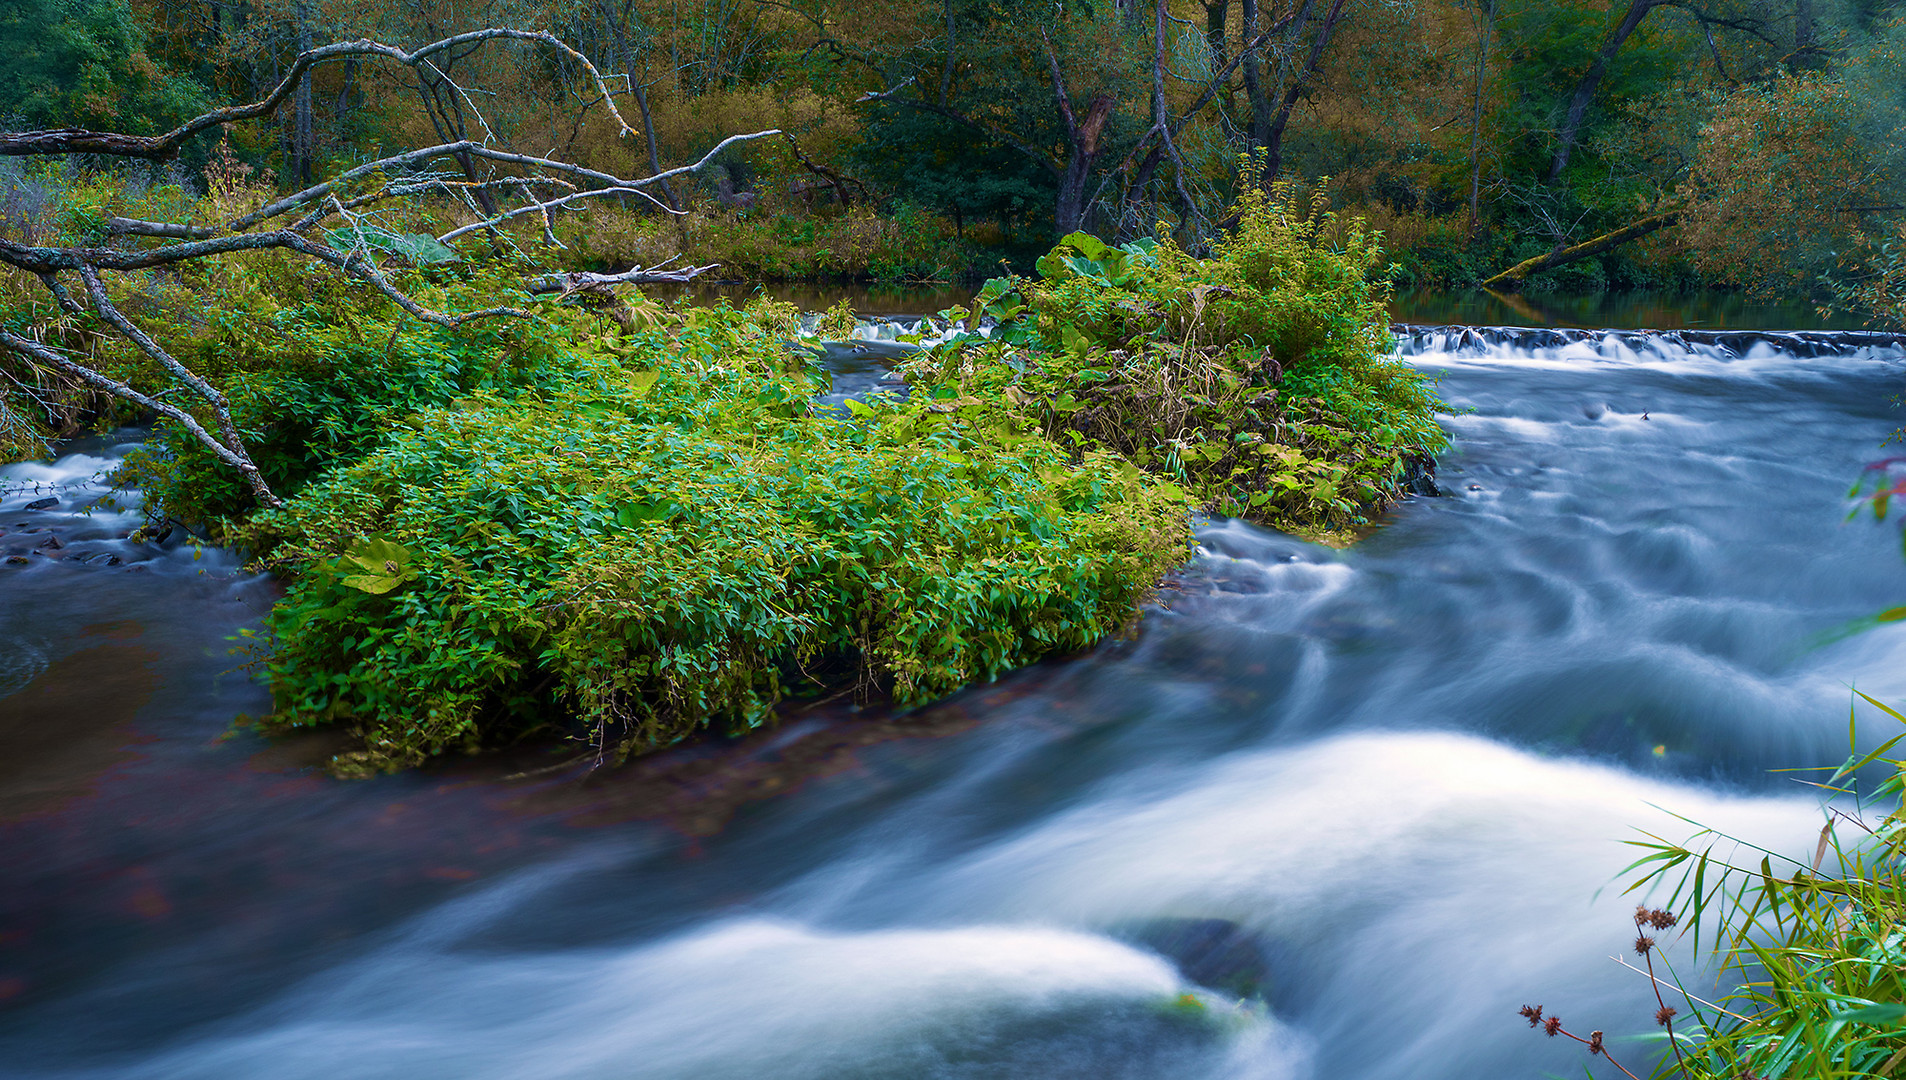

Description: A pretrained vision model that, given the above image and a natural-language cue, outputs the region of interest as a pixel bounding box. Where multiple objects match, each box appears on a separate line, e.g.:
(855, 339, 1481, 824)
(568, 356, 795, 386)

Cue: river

(3, 311, 1905, 1079)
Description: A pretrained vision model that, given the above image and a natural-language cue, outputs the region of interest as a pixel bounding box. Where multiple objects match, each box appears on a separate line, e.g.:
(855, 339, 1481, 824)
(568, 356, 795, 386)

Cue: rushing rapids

(3, 323, 1905, 1079)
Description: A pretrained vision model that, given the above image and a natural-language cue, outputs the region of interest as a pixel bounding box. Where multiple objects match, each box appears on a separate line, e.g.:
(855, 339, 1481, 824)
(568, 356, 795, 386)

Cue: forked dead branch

(0, 29, 781, 506)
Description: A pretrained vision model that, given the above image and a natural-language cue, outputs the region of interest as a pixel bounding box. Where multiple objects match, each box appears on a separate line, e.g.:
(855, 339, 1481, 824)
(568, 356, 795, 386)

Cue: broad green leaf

(1057, 231, 1110, 261)
(323, 226, 460, 265)
(614, 500, 677, 527)
(627, 371, 661, 399)
(1060, 322, 1091, 358)
(1837, 1004, 1906, 1026)
(339, 536, 416, 594)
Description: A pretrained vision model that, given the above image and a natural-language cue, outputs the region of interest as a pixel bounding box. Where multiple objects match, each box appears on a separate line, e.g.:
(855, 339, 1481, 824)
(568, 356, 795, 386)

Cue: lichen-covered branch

(1481, 211, 1683, 291)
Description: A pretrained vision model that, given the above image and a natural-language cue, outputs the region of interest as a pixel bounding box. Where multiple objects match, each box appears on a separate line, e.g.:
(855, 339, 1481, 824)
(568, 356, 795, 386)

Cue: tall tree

(1465, 0, 1499, 242)
(590, 0, 678, 210)
(849, 0, 1145, 237)
(1547, 0, 1667, 182)
(1254, 0, 1349, 182)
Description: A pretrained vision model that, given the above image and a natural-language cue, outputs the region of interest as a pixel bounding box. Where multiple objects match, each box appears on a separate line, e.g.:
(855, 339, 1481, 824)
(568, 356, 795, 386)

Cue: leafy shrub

(131, 287, 589, 533)
(0, 0, 207, 135)
(238, 301, 1189, 774)
(900, 187, 1447, 537)
(1836, 219, 1906, 330)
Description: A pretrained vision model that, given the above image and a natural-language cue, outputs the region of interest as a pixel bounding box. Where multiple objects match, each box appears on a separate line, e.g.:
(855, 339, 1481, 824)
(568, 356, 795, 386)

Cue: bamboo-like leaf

(1856, 689, 1906, 725)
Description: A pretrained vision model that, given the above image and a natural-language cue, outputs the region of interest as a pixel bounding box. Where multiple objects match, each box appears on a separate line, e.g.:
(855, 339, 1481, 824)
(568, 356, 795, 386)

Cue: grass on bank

(1605, 695, 1906, 1079)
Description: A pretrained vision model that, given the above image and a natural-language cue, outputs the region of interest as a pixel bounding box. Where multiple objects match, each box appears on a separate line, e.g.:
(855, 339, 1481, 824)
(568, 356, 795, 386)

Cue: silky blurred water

(2, 328, 1904, 1079)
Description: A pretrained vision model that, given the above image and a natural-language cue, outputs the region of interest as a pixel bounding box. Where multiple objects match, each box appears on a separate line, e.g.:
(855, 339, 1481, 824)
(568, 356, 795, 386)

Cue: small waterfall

(1395, 322, 1906, 361)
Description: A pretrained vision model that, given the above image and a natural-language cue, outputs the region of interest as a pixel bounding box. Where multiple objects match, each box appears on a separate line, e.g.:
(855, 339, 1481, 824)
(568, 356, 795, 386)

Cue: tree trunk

(1792, 0, 1818, 70)
(630, 82, 675, 210)
(415, 69, 499, 217)
(1548, 0, 1663, 183)
(335, 56, 358, 129)
(605, 0, 677, 211)
(1054, 95, 1115, 234)
(1152, 0, 1201, 223)
(941, 0, 956, 105)
(1240, 0, 1273, 154)
(292, 0, 314, 185)
(1205, 0, 1230, 78)
(1465, 0, 1497, 244)
(1044, 36, 1116, 236)
(1258, 0, 1348, 184)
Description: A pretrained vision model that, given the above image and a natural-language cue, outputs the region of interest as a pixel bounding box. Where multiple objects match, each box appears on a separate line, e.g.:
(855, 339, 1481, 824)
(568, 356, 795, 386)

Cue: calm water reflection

(655, 278, 1880, 332)
(1389, 288, 1874, 331)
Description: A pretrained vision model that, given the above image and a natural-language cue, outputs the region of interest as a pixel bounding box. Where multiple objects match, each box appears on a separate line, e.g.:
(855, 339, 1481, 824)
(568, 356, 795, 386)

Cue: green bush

(237, 301, 1189, 774)
(123, 270, 590, 536)
(900, 186, 1447, 538)
(0, 0, 207, 135)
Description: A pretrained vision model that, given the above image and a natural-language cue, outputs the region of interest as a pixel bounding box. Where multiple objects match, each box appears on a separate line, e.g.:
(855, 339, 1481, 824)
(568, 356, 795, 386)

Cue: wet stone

(24, 496, 58, 511)
(1124, 918, 1279, 1001)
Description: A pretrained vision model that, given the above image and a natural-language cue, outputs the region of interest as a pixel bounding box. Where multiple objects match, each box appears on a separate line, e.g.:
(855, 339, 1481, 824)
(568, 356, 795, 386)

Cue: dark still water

(1388, 287, 1875, 331)
(4, 328, 1906, 1079)
(657, 279, 1883, 332)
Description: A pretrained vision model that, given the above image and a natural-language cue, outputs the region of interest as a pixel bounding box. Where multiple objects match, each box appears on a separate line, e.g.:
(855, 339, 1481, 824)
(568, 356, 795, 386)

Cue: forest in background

(2, 0, 1904, 306)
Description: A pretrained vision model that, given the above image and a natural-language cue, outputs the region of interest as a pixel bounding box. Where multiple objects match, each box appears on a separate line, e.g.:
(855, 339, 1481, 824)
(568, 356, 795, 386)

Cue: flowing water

(5, 321, 1906, 1080)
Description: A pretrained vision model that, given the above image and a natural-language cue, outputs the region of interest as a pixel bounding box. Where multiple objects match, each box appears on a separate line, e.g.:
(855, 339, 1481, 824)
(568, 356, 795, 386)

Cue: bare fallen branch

(1481, 211, 1682, 291)
(106, 218, 217, 240)
(523, 264, 721, 294)
(0, 329, 274, 501)
(236, 130, 779, 237)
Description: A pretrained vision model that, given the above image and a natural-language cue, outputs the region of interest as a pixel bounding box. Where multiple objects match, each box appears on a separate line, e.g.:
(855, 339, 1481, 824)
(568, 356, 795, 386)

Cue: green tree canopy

(0, 0, 207, 133)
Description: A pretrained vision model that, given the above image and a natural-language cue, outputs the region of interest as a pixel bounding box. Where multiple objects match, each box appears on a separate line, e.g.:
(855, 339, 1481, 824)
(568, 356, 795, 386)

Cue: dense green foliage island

(1, 0, 1903, 767)
(1, 147, 1440, 772)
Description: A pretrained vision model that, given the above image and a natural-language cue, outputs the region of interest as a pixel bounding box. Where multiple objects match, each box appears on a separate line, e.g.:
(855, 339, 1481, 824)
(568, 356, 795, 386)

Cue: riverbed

(2, 316, 1905, 1079)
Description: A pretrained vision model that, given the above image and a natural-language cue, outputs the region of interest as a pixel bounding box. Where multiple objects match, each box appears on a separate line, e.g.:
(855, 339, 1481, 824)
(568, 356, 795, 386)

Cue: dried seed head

(1544, 1016, 1563, 1037)
(1635, 935, 1655, 955)
(1655, 1005, 1678, 1027)
(1649, 908, 1677, 930)
(1588, 1031, 1605, 1055)
(1519, 1005, 1544, 1027)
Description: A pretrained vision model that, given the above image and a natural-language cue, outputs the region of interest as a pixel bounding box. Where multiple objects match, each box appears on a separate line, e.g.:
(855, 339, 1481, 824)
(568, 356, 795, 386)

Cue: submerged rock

(1123, 918, 1278, 1001)
(24, 496, 58, 511)
(1399, 453, 1441, 498)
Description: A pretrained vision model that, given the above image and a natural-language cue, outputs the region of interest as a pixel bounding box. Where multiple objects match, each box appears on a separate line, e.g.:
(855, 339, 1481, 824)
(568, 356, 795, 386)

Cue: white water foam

(876, 730, 1821, 1079)
(101, 920, 1301, 1080)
